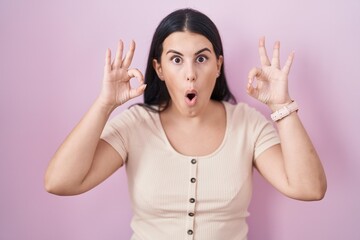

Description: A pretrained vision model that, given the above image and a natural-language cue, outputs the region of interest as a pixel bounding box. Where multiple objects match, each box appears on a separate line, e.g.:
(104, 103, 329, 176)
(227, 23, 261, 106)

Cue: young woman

(45, 8, 327, 240)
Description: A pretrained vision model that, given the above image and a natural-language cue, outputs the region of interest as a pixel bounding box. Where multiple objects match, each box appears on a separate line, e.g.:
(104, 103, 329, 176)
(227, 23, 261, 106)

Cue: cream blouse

(101, 101, 280, 240)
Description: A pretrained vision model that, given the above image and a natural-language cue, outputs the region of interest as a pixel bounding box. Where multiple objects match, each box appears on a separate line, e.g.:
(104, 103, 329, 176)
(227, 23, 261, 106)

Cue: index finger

(122, 40, 136, 69)
(258, 36, 271, 67)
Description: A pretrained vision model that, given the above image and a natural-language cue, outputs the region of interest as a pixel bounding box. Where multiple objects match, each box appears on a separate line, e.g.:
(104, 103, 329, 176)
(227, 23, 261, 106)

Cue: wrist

(268, 98, 293, 112)
(94, 97, 118, 116)
(270, 100, 299, 122)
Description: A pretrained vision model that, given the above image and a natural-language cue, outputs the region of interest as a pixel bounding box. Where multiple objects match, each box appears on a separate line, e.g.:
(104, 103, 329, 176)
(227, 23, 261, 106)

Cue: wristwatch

(270, 101, 299, 122)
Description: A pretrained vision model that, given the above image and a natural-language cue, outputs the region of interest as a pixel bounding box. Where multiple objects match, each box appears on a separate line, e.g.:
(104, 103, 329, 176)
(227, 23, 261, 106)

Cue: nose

(186, 63, 196, 82)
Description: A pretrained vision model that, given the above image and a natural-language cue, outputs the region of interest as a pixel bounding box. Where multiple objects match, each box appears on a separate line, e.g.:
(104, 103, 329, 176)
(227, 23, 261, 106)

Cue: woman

(45, 8, 327, 240)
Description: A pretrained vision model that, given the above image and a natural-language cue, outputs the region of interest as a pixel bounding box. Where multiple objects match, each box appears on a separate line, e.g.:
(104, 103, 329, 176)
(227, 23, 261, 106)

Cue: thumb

(129, 84, 147, 99)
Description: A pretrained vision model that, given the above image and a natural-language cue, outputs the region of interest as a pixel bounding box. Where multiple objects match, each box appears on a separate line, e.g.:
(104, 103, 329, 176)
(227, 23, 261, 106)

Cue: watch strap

(271, 101, 299, 121)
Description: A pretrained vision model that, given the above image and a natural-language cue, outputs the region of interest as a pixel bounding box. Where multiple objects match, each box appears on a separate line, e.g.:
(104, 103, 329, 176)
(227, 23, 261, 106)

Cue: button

(189, 198, 195, 203)
(190, 178, 196, 183)
(188, 212, 195, 217)
(191, 159, 197, 164)
(187, 229, 193, 235)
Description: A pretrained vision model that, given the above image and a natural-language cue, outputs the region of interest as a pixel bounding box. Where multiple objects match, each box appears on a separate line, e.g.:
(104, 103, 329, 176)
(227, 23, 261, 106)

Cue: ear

(217, 55, 224, 73)
(152, 59, 164, 81)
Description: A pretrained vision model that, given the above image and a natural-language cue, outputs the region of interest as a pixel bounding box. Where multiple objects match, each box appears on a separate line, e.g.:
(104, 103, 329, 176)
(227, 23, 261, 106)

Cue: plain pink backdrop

(1, 0, 359, 239)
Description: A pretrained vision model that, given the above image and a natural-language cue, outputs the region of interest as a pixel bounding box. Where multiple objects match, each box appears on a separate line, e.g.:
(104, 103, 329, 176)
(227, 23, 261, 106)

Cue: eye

(196, 55, 208, 63)
(171, 56, 182, 64)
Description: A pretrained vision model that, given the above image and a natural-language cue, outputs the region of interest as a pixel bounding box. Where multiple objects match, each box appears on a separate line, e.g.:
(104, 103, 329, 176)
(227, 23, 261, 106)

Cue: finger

(104, 48, 111, 72)
(258, 36, 271, 66)
(248, 67, 263, 80)
(122, 40, 136, 69)
(282, 51, 295, 75)
(127, 68, 144, 84)
(246, 78, 259, 99)
(247, 67, 260, 98)
(271, 41, 281, 69)
(129, 84, 147, 99)
(127, 68, 146, 99)
(113, 40, 124, 68)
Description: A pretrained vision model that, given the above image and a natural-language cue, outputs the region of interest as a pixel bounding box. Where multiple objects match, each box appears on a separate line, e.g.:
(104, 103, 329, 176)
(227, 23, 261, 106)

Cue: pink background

(1, 0, 359, 239)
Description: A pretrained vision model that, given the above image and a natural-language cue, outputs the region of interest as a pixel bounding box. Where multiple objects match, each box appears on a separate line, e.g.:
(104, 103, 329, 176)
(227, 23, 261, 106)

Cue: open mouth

(185, 90, 198, 106)
(186, 93, 196, 101)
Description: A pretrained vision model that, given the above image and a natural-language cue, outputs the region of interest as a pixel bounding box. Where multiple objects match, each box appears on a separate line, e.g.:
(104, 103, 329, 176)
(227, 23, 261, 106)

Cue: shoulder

(223, 101, 267, 122)
(108, 104, 158, 127)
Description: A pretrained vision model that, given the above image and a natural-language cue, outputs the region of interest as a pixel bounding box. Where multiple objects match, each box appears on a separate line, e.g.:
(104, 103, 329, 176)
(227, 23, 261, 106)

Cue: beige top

(101, 101, 280, 240)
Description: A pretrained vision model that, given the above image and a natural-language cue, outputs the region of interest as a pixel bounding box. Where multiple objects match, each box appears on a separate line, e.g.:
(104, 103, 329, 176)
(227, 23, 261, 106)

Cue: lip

(185, 89, 198, 106)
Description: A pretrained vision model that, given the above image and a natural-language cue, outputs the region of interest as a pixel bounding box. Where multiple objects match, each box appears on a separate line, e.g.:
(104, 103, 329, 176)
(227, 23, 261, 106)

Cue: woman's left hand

(247, 37, 294, 111)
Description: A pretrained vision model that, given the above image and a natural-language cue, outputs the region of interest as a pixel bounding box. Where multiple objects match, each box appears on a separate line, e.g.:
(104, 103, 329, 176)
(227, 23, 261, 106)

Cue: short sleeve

(100, 110, 133, 162)
(248, 107, 280, 160)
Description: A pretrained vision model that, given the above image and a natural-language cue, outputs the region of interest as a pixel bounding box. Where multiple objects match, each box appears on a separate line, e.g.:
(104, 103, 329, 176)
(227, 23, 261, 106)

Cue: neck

(161, 100, 223, 125)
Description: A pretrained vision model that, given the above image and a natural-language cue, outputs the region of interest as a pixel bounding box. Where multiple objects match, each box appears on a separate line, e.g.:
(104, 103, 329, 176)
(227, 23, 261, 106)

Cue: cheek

(162, 67, 187, 90)
(162, 72, 182, 95)
(199, 65, 218, 82)
(204, 68, 219, 91)
(201, 61, 218, 74)
(161, 63, 180, 79)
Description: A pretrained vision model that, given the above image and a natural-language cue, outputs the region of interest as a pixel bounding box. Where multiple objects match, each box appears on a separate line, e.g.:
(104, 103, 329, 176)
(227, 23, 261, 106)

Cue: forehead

(162, 31, 214, 54)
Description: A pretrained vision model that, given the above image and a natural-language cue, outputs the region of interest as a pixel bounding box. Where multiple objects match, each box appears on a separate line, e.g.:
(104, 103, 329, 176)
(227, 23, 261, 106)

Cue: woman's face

(153, 31, 223, 117)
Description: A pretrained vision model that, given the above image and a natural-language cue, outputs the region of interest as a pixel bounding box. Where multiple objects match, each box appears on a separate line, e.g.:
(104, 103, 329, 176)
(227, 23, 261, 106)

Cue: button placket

(186, 158, 198, 239)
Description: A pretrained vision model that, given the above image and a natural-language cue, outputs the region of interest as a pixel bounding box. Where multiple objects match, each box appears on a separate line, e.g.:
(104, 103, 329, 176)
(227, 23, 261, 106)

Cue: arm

(247, 37, 327, 201)
(45, 40, 146, 196)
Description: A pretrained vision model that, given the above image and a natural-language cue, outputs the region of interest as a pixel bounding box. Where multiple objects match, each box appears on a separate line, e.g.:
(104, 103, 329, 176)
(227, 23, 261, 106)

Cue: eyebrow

(166, 47, 212, 56)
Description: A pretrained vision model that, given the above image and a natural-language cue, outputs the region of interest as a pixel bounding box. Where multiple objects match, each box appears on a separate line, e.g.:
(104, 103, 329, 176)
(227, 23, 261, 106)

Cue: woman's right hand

(98, 40, 146, 110)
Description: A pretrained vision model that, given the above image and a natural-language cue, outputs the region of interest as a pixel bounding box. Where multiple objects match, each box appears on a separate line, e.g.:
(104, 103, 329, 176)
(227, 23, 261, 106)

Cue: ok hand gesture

(247, 37, 294, 110)
(99, 40, 146, 109)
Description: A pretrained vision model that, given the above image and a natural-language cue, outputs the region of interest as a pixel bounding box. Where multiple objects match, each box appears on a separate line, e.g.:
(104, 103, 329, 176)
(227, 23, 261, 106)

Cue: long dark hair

(142, 8, 236, 111)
